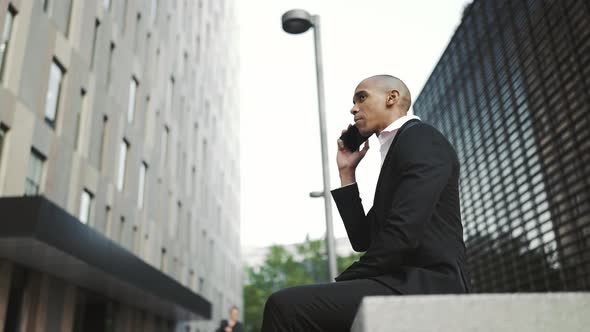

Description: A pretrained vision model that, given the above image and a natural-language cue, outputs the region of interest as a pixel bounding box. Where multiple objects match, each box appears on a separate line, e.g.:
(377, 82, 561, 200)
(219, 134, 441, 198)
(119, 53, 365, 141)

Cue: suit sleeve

(335, 128, 453, 281)
(331, 183, 374, 252)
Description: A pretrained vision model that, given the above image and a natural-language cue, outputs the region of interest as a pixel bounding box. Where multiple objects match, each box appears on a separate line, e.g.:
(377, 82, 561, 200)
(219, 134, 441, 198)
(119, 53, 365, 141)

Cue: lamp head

(282, 9, 313, 34)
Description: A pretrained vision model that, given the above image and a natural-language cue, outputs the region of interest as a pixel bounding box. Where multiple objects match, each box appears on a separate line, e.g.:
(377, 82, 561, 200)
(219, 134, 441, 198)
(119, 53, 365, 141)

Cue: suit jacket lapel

(374, 119, 421, 196)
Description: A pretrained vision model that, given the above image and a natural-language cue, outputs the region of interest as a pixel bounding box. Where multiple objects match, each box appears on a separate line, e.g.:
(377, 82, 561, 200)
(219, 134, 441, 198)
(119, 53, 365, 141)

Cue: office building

(414, 0, 589, 292)
(0, 0, 240, 331)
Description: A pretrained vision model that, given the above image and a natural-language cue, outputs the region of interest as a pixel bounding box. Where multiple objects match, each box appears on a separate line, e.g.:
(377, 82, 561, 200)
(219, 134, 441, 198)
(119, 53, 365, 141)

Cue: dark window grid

(420, 0, 590, 294)
(560, 16, 590, 107)
(463, 16, 479, 54)
(511, 1, 529, 32)
(563, 0, 590, 18)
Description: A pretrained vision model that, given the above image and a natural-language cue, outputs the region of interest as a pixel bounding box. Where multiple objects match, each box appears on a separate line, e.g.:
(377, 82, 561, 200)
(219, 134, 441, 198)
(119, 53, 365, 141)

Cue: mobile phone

(339, 125, 370, 152)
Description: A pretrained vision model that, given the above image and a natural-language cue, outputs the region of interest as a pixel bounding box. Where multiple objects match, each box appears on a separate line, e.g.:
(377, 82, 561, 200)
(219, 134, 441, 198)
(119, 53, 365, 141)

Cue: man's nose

(350, 105, 359, 115)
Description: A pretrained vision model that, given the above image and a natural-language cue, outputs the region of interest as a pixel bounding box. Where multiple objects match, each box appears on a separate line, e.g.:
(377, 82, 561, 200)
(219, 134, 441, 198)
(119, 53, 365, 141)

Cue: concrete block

(352, 293, 590, 332)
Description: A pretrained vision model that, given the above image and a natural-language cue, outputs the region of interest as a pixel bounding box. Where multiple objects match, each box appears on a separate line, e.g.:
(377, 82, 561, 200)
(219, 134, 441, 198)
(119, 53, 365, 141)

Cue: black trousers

(261, 279, 398, 332)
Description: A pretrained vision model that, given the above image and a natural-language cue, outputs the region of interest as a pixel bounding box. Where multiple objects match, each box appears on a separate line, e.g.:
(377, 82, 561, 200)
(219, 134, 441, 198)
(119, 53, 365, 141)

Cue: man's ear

(386, 90, 399, 107)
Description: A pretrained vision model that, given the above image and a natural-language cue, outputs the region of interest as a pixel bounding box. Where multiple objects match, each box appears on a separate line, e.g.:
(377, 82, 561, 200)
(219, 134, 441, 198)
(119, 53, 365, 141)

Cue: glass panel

(90, 19, 100, 69)
(0, 6, 15, 81)
(161, 126, 169, 163)
(24, 150, 44, 196)
(138, 162, 147, 208)
(151, 0, 158, 23)
(97, 115, 108, 169)
(127, 78, 137, 122)
(117, 140, 128, 191)
(79, 189, 93, 224)
(166, 77, 174, 113)
(0, 126, 6, 165)
(75, 89, 86, 150)
(44, 61, 64, 125)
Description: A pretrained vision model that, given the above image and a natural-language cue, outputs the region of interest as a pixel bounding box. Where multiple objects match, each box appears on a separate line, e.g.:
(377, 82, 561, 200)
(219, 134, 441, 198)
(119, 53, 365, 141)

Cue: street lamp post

(282, 9, 338, 282)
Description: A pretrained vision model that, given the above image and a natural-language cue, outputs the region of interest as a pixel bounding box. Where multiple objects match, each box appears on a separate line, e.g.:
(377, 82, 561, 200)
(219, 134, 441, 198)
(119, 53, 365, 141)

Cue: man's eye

(360, 95, 366, 101)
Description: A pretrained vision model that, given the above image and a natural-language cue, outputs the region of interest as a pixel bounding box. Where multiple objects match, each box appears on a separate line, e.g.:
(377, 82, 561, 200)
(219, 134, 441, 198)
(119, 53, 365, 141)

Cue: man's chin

(358, 127, 372, 137)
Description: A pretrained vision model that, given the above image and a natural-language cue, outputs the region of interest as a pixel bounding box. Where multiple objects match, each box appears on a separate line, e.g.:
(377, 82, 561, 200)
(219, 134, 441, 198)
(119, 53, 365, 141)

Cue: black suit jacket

(331, 119, 471, 294)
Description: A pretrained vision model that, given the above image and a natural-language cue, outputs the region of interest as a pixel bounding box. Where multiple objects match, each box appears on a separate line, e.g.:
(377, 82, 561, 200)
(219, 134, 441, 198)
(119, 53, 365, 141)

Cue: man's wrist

(339, 169, 356, 186)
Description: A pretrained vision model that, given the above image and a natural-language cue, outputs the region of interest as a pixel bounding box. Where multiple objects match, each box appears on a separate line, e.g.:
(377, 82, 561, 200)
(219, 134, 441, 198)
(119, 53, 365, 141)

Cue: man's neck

(377, 110, 408, 135)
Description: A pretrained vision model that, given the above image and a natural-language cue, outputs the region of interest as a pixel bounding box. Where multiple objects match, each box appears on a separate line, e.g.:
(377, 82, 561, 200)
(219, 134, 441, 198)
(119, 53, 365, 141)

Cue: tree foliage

(243, 237, 362, 332)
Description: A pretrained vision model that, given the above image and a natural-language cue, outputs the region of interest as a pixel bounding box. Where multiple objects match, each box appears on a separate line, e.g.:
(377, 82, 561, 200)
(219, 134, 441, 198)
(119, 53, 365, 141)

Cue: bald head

(362, 75, 412, 112)
(351, 74, 414, 135)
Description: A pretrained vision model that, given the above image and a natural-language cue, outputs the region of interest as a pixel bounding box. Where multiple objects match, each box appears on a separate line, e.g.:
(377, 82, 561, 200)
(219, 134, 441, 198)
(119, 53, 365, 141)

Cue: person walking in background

(216, 306, 244, 332)
(261, 75, 471, 331)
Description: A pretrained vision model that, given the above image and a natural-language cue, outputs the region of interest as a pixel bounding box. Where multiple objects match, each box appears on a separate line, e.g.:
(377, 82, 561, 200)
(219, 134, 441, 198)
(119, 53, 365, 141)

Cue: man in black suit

(261, 75, 470, 331)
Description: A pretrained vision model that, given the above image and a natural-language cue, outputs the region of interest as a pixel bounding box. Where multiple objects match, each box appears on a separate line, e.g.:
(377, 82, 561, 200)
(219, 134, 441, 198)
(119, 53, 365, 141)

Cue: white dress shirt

(338, 114, 421, 188)
(377, 114, 421, 165)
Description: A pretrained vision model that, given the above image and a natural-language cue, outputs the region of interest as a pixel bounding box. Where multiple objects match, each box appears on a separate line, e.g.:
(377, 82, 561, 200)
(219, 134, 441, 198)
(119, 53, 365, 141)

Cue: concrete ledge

(352, 293, 590, 332)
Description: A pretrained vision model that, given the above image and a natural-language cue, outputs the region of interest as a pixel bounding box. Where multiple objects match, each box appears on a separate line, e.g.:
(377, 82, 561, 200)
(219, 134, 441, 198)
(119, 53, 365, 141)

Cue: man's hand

(337, 124, 370, 186)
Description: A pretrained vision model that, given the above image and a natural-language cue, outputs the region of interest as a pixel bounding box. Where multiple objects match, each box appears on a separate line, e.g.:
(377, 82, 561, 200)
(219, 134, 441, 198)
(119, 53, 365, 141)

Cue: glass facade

(414, 0, 590, 292)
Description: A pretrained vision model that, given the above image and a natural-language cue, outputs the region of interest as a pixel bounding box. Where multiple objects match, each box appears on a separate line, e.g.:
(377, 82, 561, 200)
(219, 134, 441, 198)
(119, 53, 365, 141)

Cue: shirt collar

(377, 114, 421, 146)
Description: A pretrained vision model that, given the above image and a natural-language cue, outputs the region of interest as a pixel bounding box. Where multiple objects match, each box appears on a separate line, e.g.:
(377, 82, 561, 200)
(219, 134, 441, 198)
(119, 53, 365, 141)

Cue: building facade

(414, 0, 589, 292)
(0, 0, 241, 331)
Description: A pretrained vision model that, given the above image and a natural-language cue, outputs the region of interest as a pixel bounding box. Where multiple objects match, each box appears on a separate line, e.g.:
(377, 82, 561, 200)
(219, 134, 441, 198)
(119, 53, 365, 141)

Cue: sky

(238, 0, 472, 250)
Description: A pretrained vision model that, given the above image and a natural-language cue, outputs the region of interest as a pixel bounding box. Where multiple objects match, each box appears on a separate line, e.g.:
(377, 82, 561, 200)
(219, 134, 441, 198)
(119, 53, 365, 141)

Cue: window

(191, 166, 196, 195)
(79, 189, 93, 224)
(0, 5, 16, 82)
(195, 36, 200, 63)
(127, 77, 138, 123)
(198, 277, 204, 292)
(97, 115, 108, 169)
(166, 76, 174, 113)
(43, 0, 50, 13)
(65, 0, 73, 36)
(118, 216, 125, 243)
(131, 225, 138, 253)
(189, 270, 195, 289)
(44, 60, 65, 127)
(160, 247, 166, 271)
(75, 88, 86, 150)
(150, 0, 158, 23)
(90, 19, 100, 69)
(134, 13, 141, 52)
(122, 0, 128, 32)
(138, 162, 147, 208)
(104, 0, 111, 11)
(106, 42, 114, 86)
(4, 267, 27, 332)
(160, 126, 169, 164)
(144, 32, 151, 65)
(105, 205, 112, 236)
(24, 149, 45, 196)
(154, 48, 160, 81)
(0, 125, 6, 166)
(117, 139, 129, 191)
(175, 201, 182, 237)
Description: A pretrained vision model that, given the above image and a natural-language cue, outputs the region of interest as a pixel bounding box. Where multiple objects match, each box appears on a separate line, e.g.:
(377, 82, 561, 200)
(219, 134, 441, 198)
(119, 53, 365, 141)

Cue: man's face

(350, 79, 388, 136)
(230, 308, 239, 321)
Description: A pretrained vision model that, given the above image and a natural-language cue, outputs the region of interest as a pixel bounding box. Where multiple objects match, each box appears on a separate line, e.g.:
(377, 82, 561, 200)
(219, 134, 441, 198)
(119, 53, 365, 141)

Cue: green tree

(243, 237, 362, 332)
